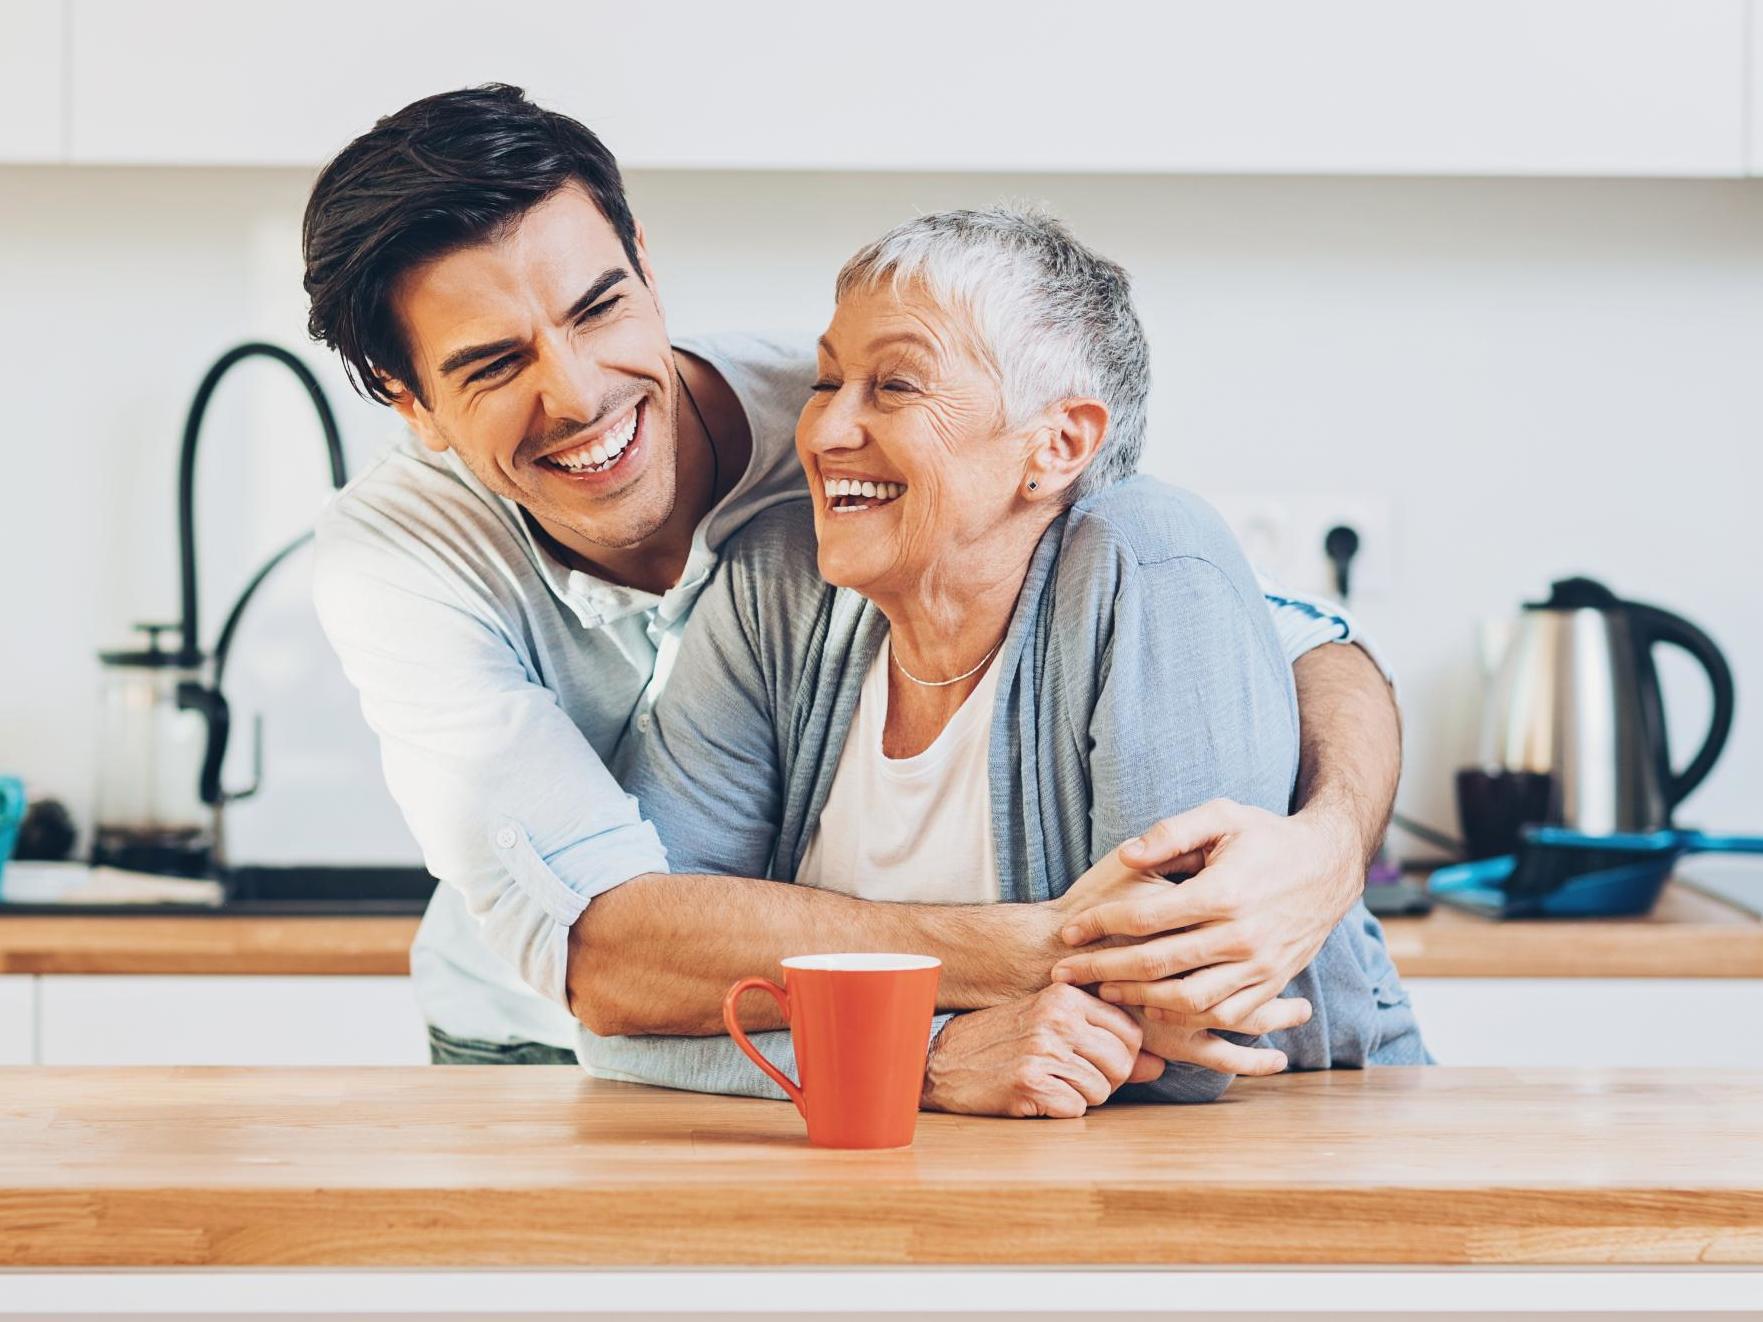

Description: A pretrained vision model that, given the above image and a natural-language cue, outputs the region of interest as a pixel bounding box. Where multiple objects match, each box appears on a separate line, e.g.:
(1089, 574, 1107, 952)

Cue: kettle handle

(1625, 602, 1735, 814)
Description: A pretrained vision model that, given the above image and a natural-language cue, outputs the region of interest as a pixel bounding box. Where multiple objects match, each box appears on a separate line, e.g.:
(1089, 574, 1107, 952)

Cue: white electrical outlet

(1205, 491, 1395, 603)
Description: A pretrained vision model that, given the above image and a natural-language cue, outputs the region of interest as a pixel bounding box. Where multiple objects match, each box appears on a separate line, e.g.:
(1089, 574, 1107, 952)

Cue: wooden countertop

(0, 881, 1756, 979)
(0, 915, 416, 975)
(1380, 880, 1763, 978)
(2, 1065, 1759, 1268)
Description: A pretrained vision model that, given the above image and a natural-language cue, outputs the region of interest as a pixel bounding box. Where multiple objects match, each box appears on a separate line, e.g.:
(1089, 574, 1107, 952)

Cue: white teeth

(823, 477, 907, 508)
(604, 408, 636, 455)
(547, 403, 639, 471)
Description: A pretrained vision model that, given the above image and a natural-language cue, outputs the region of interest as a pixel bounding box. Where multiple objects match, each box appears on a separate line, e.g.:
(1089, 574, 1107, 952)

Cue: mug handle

(722, 977, 805, 1116)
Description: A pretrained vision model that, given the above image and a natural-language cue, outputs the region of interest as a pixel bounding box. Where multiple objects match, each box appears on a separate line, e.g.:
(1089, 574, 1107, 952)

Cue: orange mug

(723, 953, 941, 1149)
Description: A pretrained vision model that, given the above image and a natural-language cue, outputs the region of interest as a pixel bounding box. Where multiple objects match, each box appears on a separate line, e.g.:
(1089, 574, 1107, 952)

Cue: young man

(304, 85, 1402, 1111)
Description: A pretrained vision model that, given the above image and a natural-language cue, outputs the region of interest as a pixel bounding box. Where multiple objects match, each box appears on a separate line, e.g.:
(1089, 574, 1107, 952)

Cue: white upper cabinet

(0, 0, 65, 162)
(59, 0, 1752, 175)
(1751, 0, 1763, 173)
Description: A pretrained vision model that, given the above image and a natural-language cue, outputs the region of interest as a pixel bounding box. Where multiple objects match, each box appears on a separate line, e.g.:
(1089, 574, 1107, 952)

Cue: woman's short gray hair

(834, 205, 1149, 499)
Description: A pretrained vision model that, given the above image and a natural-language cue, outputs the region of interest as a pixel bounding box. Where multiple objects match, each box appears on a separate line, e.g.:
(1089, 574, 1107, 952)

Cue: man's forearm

(568, 872, 1061, 1037)
(1291, 641, 1402, 873)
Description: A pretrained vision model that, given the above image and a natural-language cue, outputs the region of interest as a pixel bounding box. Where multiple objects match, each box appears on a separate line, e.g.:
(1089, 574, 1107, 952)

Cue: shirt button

(636, 713, 653, 733)
(495, 826, 518, 850)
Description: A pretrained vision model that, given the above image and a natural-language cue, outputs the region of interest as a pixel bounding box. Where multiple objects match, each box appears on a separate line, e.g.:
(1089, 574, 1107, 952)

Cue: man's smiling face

(386, 183, 681, 553)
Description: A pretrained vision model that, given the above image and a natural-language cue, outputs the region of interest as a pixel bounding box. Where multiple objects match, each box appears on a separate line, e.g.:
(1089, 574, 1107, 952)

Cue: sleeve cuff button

(494, 826, 518, 850)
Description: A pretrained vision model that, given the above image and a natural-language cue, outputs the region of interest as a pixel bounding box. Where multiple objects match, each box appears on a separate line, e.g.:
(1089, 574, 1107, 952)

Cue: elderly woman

(586, 207, 1427, 1113)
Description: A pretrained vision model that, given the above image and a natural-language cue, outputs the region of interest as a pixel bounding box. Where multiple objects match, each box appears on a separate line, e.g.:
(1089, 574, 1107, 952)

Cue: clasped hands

(921, 799, 1361, 1117)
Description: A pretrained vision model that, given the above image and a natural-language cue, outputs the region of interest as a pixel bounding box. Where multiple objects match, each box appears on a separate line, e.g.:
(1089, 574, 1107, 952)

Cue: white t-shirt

(795, 637, 1002, 905)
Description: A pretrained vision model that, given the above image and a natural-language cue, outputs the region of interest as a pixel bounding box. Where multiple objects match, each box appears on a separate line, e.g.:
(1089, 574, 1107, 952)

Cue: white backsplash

(0, 166, 1757, 864)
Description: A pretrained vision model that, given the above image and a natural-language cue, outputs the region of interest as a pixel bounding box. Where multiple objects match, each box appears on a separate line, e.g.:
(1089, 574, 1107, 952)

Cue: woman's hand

(1048, 798, 1363, 1028)
(1129, 1005, 1303, 1077)
(919, 985, 1166, 1117)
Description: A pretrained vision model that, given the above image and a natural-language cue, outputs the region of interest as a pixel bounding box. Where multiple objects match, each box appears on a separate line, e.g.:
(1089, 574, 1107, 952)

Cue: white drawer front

(1406, 978, 1763, 1068)
(0, 976, 36, 1064)
(37, 975, 428, 1065)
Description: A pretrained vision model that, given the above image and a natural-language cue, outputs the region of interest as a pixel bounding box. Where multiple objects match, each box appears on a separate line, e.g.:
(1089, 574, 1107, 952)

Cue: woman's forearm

(1291, 641, 1402, 880)
(566, 872, 1064, 1037)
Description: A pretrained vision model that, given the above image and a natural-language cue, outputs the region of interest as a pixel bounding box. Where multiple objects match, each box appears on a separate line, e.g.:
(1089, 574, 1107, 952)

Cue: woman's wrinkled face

(798, 284, 1028, 599)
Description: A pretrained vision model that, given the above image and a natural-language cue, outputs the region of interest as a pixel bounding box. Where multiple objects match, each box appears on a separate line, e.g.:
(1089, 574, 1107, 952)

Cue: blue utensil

(1427, 827, 1763, 919)
(0, 777, 25, 885)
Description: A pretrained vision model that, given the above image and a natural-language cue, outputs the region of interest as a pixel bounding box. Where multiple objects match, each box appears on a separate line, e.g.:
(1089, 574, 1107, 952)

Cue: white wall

(0, 166, 1757, 864)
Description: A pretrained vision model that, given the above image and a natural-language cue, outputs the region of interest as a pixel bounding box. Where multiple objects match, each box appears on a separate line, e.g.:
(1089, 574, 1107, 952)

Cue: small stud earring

(1027, 479, 1038, 492)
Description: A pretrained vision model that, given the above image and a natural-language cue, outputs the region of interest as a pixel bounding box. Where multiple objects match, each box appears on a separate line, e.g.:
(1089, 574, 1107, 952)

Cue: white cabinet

(0, 977, 37, 1064)
(1751, 0, 1763, 173)
(36, 975, 428, 1065)
(0, 0, 64, 162)
(13, 972, 1760, 1068)
(63, 0, 1747, 175)
(1407, 978, 1763, 1067)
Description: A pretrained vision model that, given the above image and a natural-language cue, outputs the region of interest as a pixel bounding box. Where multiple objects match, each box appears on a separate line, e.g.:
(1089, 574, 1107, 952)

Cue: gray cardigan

(584, 477, 1427, 1100)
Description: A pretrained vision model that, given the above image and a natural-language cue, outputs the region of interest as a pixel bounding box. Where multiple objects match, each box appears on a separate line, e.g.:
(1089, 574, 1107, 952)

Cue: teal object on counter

(0, 777, 24, 884)
(1428, 826, 1763, 918)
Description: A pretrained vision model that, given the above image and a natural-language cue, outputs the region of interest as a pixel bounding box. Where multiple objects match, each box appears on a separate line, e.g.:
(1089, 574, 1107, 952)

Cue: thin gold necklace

(891, 638, 1003, 688)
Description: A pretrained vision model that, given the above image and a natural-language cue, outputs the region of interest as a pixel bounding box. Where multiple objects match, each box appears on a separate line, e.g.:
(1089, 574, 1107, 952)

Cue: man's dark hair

(302, 83, 642, 406)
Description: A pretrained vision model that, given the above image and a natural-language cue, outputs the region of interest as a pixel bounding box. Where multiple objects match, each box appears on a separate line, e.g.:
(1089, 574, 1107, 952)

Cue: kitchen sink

(219, 866, 437, 914)
(0, 865, 436, 916)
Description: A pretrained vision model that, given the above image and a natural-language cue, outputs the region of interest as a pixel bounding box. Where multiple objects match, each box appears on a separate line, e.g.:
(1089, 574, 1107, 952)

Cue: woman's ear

(1023, 398, 1109, 501)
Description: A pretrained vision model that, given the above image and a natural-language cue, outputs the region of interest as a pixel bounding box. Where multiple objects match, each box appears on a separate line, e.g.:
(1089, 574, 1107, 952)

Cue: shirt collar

(507, 502, 663, 630)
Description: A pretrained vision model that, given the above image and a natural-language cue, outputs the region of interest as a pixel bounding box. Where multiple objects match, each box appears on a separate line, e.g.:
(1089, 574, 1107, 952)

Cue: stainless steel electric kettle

(1467, 577, 1735, 846)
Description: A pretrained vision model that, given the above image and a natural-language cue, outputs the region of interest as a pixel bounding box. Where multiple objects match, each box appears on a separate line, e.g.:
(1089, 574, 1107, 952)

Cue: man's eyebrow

(438, 337, 521, 379)
(561, 268, 629, 322)
(436, 269, 631, 380)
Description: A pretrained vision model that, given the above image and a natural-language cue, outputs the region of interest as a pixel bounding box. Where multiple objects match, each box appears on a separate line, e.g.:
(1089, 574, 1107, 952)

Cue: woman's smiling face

(797, 283, 1032, 601)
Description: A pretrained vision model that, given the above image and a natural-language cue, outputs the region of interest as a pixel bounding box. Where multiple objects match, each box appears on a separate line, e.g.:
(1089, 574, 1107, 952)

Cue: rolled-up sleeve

(313, 506, 666, 1010)
(1258, 572, 1397, 690)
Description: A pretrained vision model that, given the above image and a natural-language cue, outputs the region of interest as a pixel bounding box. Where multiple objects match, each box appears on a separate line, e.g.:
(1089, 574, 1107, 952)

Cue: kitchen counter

(0, 915, 415, 975)
(1, 880, 1757, 978)
(3, 1064, 1759, 1270)
(1379, 879, 1763, 978)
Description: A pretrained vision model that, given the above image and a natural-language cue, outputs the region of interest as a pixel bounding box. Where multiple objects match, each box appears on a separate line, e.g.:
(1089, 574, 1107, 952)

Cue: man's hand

(1052, 849, 1179, 935)
(1049, 798, 1363, 1026)
(919, 984, 1165, 1117)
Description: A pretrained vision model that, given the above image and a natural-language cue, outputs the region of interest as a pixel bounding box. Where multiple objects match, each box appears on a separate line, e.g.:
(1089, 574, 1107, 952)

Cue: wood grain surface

(1380, 883, 1763, 978)
(0, 916, 414, 975)
(0, 882, 1757, 979)
(1, 1065, 1758, 1268)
